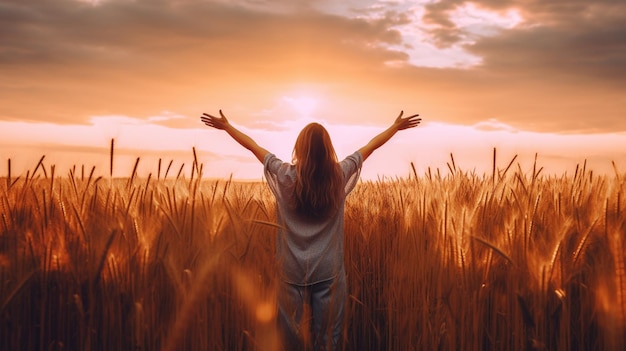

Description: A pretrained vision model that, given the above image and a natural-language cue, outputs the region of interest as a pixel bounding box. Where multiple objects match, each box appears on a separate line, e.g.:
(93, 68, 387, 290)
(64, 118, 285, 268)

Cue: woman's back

(264, 151, 362, 286)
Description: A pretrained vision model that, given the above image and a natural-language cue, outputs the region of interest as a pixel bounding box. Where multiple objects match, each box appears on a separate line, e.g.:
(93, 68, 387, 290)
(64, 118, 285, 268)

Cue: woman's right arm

(358, 111, 421, 161)
(201, 110, 270, 163)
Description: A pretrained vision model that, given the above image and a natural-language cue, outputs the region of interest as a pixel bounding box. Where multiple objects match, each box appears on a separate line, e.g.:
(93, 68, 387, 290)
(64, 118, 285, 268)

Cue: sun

(282, 95, 319, 118)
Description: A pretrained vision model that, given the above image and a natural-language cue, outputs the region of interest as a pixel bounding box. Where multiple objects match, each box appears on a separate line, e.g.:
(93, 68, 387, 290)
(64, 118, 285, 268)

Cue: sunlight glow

(75, 0, 105, 5)
(448, 3, 524, 36)
(354, 1, 524, 68)
(282, 95, 319, 118)
(0, 254, 9, 269)
(1, 116, 624, 181)
(371, 2, 485, 68)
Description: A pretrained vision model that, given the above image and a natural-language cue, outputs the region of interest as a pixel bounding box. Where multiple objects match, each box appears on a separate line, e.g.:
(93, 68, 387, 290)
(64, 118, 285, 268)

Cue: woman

(200, 110, 421, 350)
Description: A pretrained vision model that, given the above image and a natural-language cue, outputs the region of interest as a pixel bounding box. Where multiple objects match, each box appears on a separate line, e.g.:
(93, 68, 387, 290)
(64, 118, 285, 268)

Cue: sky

(1, 0, 625, 180)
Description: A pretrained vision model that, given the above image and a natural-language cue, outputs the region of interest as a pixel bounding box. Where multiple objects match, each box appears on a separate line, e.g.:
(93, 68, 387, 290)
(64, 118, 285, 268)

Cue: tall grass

(0, 144, 624, 350)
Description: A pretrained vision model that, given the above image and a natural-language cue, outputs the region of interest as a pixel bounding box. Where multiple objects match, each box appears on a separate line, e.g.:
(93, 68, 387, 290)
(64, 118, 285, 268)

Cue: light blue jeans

(277, 271, 346, 351)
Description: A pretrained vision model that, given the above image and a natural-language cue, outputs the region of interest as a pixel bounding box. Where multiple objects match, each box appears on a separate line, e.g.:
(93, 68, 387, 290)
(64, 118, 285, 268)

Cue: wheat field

(0, 147, 625, 350)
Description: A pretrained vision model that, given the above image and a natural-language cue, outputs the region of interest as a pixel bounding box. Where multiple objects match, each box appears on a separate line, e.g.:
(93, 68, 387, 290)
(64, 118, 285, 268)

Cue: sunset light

(282, 95, 319, 118)
(2, 1, 626, 349)
(0, 0, 624, 178)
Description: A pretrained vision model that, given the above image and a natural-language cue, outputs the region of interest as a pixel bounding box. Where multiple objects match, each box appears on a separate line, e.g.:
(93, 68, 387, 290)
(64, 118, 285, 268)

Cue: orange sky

(1, 0, 625, 180)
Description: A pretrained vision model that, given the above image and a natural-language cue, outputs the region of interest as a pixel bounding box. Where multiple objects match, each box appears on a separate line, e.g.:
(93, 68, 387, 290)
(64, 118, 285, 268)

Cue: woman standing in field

(201, 110, 420, 350)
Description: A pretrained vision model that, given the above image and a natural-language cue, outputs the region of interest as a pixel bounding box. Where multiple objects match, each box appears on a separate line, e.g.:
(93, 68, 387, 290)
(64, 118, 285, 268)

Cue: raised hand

(199, 109, 270, 162)
(358, 110, 423, 161)
(393, 110, 421, 130)
(200, 109, 230, 130)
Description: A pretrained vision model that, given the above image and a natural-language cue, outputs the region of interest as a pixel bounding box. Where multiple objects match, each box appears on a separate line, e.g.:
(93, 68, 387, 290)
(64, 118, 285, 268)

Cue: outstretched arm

(358, 111, 421, 161)
(201, 110, 270, 163)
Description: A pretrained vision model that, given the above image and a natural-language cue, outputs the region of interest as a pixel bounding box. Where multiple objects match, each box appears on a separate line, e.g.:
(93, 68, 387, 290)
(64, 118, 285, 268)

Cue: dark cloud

(0, 0, 625, 134)
(401, 0, 626, 133)
(0, 0, 402, 123)
(470, 18, 626, 82)
(423, 0, 626, 84)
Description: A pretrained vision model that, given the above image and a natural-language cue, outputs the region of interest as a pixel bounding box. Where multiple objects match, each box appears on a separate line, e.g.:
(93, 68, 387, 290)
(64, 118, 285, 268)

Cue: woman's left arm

(358, 111, 421, 161)
(201, 110, 270, 163)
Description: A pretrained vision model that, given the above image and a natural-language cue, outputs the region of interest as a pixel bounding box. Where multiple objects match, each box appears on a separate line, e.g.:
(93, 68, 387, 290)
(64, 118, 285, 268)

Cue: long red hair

(292, 123, 343, 219)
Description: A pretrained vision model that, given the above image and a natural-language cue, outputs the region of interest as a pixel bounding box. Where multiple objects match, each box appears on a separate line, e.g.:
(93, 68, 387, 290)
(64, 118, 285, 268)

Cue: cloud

(472, 118, 518, 133)
(0, 0, 624, 135)
(0, 0, 405, 123)
(470, 10, 626, 85)
(420, 0, 626, 84)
